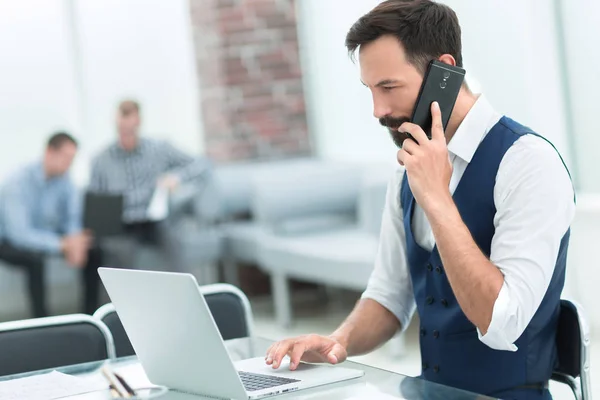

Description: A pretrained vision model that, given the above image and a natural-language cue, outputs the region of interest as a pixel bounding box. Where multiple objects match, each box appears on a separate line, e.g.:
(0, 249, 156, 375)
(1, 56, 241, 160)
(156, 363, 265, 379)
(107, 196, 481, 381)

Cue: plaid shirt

(89, 138, 209, 223)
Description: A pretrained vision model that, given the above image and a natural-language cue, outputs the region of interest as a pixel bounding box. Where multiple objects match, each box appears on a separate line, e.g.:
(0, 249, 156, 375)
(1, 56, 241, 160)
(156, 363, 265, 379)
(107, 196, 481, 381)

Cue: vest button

(441, 299, 449, 307)
(435, 266, 443, 274)
(426, 263, 433, 271)
(433, 330, 440, 339)
(422, 363, 429, 371)
(433, 365, 440, 373)
(420, 328, 426, 336)
(426, 296, 434, 305)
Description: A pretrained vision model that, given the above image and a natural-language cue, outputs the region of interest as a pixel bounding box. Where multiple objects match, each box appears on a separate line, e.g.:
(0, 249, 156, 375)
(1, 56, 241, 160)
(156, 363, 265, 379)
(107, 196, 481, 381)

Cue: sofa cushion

(194, 158, 322, 222)
(258, 228, 378, 290)
(250, 164, 362, 225)
(222, 222, 268, 264)
(177, 221, 224, 264)
(357, 175, 389, 236)
(271, 214, 356, 236)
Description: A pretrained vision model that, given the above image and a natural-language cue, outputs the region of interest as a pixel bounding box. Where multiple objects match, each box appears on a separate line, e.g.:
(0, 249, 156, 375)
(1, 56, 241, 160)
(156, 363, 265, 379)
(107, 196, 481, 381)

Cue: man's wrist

(422, 191, 457, 222)
(329, 330, 350, 353)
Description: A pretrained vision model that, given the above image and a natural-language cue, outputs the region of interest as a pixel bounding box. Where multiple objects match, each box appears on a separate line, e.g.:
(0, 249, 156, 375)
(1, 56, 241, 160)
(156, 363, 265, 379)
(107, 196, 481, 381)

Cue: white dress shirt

(362, 94, 575, 351)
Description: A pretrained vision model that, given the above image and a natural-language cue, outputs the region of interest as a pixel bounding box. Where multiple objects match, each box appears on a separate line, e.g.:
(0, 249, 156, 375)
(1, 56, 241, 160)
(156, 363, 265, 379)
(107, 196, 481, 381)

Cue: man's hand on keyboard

(265, 334, 347, 371)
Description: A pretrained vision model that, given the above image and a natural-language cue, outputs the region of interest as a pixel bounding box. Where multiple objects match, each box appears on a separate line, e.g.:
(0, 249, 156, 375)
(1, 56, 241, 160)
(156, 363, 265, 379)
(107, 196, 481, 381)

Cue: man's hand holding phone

(397, 101, 453, 211)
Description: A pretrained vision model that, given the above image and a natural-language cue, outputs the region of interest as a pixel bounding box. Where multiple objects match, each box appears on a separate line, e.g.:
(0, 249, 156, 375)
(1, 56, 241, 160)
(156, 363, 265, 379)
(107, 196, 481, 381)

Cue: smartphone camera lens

(440, 81, 447, 89)
(443, 71, 450, 79)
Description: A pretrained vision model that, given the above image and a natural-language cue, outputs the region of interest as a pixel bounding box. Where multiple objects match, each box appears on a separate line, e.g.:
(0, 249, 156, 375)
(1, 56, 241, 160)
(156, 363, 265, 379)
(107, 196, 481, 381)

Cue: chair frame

(93, 303, 117, 324)
(93, 303, 136, 358)
(551, 299, 592, 400)
(198, 283, 255, 339)
(200, 283, 256, 357)
(0, 313, 116, 360)
(95, 283, 255, 356)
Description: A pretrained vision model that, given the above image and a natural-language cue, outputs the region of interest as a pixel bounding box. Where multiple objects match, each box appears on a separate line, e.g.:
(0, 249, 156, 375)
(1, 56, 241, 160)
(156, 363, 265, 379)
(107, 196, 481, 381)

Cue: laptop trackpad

(234, 357, 363, 383)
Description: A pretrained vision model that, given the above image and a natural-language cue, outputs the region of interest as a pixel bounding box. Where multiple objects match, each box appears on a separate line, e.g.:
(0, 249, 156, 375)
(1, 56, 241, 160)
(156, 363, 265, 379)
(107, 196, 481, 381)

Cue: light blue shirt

(0, 162, 81, 253)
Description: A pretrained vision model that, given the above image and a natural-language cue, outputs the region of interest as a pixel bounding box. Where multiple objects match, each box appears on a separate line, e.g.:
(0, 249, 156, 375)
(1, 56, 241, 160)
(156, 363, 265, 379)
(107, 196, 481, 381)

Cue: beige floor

(248, 289, 596, 400)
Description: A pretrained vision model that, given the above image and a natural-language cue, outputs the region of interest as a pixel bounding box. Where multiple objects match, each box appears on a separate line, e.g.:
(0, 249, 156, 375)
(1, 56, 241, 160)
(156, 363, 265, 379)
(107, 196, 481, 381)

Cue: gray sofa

(196, 158, 391, 328)
(194, 158, 360, 283)
(0, 157, 393, 331)
(255, 170, 389, 327)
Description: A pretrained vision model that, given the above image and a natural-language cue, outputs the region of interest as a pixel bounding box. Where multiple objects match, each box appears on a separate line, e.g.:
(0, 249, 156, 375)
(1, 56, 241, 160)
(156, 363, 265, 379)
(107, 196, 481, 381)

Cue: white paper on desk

(67, 363, 160, 395)
(147, 186, 169, 221)
(0, 370, 107, 400)
(113, 363, 158, 389)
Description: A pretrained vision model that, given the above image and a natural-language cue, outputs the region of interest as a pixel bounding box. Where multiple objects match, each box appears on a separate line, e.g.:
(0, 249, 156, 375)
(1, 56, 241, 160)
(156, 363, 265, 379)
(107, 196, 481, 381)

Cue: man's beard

(379, 116, 412, 148)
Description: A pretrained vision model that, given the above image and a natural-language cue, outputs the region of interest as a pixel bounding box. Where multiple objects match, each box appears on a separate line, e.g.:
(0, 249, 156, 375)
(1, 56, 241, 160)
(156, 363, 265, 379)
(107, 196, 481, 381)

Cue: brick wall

(189, 0, 311, 161)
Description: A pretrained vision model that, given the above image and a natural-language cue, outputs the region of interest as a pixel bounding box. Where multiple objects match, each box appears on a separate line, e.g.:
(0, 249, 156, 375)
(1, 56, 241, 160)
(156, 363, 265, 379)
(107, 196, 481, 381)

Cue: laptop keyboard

(238, 371, 300, 392)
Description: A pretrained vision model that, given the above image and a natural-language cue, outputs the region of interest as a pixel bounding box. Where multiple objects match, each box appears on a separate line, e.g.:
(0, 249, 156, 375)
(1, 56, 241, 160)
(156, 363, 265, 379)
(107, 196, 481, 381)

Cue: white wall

(557, 2, 600, 333)
(442, 0, 572, 171)
(296, 0, 573, 172)
(559, 1, 600, 193)
(295, 0, 397, 167)
(0, 0, 203, 186)
(73, 0, 203, 185)
(0, 0, 80, 182)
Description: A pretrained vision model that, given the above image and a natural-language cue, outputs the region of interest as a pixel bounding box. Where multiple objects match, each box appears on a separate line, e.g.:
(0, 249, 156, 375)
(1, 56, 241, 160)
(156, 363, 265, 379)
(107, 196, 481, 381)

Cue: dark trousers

(122, 220, 184, 271)
(0, 242, 104, 317)
(123, 221, 161, 245)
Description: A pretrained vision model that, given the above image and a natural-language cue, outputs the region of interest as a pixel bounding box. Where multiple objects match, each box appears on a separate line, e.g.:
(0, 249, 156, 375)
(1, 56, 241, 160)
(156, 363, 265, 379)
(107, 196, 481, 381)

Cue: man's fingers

(265, 342, 280, 365)
(271, 341, 293, 369)
(399, 122, 428, 145)
(288, 342, 307, 370)
(327, 343, 347, 364)
(397, 149, 409, 167)
(430, 101, 444, 142)
(265, 344, 274, 361)
(401, 137, 420, 156)
(266, 336, 348, 370)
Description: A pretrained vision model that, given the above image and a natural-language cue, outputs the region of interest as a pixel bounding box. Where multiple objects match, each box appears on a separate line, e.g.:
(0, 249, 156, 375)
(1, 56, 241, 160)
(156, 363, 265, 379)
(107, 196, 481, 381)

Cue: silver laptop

(98, 268, 364, 399)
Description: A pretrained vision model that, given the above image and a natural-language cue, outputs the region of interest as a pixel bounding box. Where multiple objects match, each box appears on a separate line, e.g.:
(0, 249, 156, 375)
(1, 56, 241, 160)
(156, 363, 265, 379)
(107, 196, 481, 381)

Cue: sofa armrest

(250, 164, 363, 226)
(193, 157, 321, 223)
(357, 174, 389, 236)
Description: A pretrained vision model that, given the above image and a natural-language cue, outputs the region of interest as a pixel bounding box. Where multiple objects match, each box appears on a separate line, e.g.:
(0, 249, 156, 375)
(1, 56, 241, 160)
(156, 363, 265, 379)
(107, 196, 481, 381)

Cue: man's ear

(437, 54, 456, 67)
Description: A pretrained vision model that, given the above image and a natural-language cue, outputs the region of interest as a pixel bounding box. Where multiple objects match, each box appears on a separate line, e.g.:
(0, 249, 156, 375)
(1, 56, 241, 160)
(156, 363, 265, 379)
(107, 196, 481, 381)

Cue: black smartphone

(410, 60, 465, 139)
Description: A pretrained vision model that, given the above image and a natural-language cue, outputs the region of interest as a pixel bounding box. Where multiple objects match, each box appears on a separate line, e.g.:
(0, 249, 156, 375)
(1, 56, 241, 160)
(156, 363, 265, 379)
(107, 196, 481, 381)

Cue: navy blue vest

(400, 116, 571, 397)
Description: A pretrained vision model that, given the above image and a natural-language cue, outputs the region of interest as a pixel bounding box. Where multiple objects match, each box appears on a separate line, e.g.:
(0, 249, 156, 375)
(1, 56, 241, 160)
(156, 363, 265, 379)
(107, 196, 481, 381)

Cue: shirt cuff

(477, 282, 518, 351)
(66, 224, 82, 236)
(361, 291, 414, 334)
(42, 235, 63, 254)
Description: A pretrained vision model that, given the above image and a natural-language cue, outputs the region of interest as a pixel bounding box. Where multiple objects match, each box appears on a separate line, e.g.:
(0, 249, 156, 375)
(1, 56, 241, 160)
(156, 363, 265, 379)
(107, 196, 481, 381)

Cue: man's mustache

(379, 116, 410, 129)
(380, 116, 412, 148)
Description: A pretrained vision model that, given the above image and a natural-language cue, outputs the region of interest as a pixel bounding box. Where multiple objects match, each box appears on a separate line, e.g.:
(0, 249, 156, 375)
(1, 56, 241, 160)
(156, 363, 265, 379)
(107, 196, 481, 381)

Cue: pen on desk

(109, 384, 120, 398)
(115, 372, 137, 397)
(102, 366, 130, 398)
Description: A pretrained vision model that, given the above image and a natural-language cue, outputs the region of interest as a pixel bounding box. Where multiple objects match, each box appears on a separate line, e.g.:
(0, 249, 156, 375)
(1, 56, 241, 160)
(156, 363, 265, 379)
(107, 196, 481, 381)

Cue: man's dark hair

(345, 0, 462, 75)
(47, 131, 78, 150)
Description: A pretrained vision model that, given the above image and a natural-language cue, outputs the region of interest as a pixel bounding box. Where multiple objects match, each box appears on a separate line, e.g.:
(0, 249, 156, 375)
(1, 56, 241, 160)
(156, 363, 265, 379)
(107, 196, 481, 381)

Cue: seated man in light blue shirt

(0, 132, 103, 317)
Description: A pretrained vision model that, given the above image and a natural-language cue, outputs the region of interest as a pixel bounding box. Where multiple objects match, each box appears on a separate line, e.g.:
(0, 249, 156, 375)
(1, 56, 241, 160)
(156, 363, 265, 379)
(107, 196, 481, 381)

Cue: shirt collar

(447, 94, 502, 163)
(32, 161, 67, 185)
(111, 138, 146, 156)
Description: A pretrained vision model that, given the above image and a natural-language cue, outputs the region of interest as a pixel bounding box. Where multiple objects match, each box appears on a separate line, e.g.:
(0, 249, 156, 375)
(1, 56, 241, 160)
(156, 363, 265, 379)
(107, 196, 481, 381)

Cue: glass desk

(0, 337, 495, 399)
